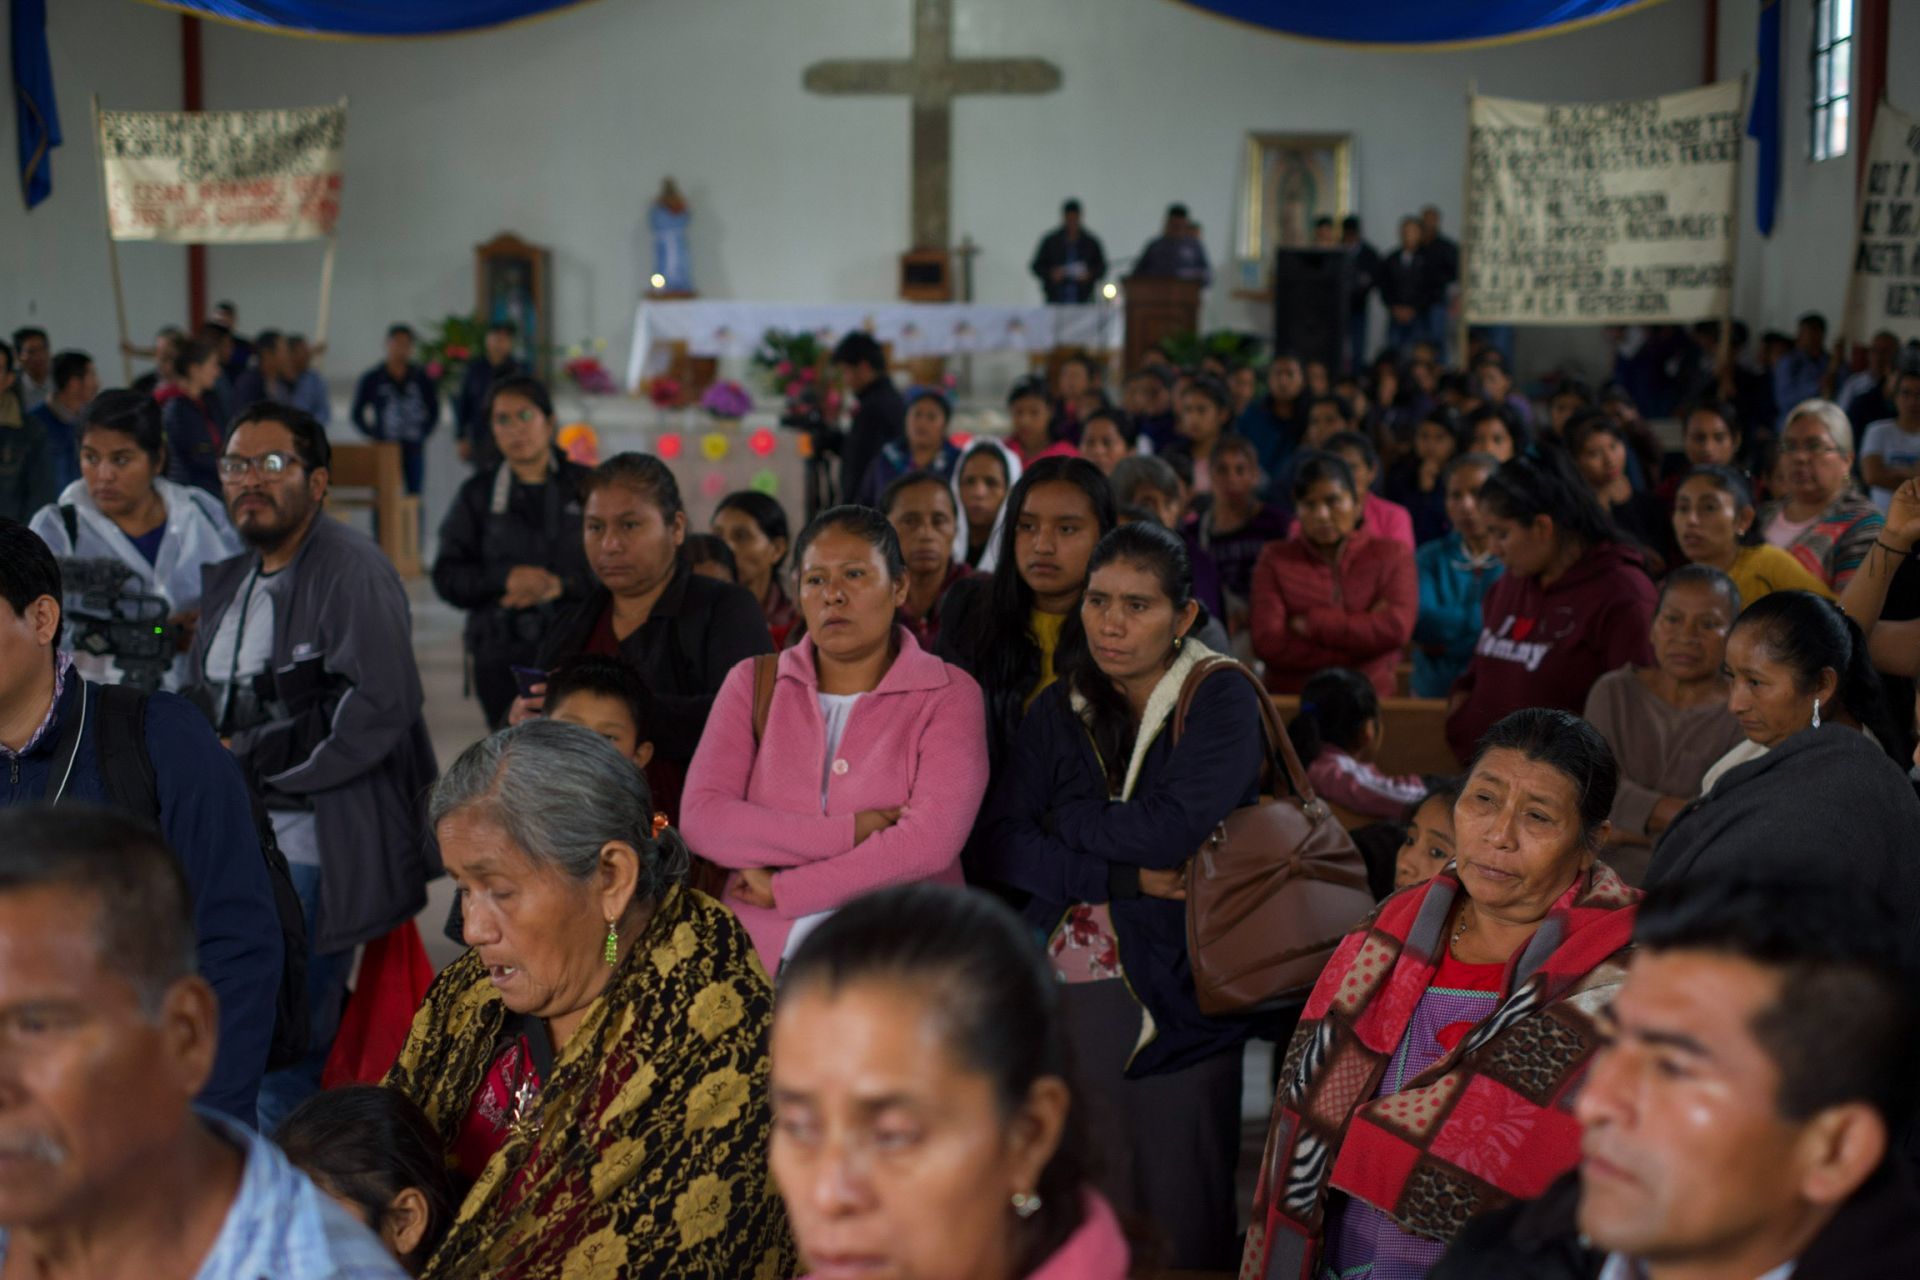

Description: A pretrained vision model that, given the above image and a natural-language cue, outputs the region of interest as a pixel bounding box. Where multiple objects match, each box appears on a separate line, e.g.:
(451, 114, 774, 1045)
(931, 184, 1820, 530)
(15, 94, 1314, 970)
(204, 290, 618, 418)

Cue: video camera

(777, 386, 839, 457)
(57, 558, 180, 693)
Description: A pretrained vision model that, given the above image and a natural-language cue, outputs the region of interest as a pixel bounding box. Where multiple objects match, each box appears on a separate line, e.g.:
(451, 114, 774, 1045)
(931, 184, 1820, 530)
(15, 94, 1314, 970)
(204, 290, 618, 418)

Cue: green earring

(603, 920, 619, 967)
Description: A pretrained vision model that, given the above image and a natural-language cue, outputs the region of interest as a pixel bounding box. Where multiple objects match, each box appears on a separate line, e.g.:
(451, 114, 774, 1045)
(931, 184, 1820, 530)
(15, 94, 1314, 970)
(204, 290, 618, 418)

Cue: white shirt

(1600, 1254, 1792, 1280)
(780, 691, 865, 965)
(1859, 416, 1920, 510)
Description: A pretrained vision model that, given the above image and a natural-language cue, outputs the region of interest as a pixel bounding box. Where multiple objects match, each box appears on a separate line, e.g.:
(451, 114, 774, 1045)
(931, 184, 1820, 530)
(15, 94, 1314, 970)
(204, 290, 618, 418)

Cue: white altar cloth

(625, 299, 1123, 389)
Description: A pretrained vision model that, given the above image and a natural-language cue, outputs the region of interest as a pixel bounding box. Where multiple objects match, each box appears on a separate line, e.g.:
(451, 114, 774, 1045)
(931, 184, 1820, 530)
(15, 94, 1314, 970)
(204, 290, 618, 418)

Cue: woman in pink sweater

(681, 505, 990, 973)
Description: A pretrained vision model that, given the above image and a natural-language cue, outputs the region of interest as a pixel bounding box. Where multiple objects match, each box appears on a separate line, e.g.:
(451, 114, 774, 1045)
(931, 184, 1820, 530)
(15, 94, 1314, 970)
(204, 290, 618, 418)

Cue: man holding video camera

(188, 400, 438, 1133)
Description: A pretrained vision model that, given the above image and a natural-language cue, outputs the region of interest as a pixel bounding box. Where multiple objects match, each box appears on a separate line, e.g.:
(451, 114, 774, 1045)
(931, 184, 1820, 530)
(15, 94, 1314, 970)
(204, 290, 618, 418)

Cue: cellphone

(511, 666, 549, 699)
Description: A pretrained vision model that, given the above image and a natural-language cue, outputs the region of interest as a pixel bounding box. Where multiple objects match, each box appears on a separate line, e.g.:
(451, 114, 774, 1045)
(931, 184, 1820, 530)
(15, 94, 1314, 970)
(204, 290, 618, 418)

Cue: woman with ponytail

(981, 521, 1263, 1270)
(1444, 445, 1657, 762)
(1648, 591, 1920, 931)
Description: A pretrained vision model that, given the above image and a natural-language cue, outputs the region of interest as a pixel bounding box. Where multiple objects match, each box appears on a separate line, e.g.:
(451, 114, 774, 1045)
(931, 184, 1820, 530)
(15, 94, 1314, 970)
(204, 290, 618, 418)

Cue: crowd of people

(2, 277, 1920, 1280)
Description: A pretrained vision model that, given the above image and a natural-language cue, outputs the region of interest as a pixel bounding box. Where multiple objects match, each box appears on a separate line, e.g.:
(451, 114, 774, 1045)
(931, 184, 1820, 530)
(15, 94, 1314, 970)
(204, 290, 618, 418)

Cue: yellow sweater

(1729, 543, 1836, 605)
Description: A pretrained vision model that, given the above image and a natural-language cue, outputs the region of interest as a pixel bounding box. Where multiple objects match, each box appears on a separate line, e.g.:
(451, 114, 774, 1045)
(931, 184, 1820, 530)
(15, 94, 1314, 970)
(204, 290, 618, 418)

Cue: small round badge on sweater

(832, 759, 849, 775)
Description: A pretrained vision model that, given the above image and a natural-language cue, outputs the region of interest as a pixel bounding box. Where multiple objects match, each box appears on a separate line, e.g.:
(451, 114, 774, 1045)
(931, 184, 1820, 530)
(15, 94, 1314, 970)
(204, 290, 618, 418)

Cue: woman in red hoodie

(1445, 448, 1657, 762)
(1251, 450, 1418, 696)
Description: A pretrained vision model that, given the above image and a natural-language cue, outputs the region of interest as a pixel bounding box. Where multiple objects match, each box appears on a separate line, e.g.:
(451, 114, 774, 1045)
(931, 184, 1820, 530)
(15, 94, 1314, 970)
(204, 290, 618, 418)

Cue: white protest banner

(1847, 102, 1920, 343)
(1465, 81, 1742, 325)
(99, 102, 345, 243)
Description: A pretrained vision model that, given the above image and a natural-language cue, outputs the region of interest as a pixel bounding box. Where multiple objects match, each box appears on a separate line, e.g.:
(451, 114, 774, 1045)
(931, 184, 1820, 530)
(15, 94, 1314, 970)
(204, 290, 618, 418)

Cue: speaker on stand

(1271, 248, 1351, 371)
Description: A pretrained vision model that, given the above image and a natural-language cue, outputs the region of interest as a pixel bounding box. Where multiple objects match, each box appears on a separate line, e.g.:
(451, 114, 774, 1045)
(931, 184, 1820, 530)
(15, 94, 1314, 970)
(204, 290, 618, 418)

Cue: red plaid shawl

(1241, 862, 1639, 1280)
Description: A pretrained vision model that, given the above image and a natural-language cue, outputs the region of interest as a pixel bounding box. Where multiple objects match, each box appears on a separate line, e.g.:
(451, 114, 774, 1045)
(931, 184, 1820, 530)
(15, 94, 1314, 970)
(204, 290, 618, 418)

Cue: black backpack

(71, 683, 312, 1070)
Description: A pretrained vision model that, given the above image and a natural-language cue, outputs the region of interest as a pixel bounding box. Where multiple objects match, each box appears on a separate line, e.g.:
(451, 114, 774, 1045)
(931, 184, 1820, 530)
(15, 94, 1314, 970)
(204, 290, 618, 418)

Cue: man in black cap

(1132, 203, 1211, 285)
(1030, 198, 1109, 304)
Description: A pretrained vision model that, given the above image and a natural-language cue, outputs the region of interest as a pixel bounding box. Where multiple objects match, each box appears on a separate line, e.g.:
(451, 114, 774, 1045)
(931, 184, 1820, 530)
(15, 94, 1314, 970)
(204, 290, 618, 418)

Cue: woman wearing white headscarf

(950, 437, 1022, 572)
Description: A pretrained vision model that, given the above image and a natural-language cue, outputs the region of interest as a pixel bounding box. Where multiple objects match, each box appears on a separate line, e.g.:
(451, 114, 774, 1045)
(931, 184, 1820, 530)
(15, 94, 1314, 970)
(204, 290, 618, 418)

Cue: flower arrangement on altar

(751, 328, 828, 396)
(416, 314, 487, 394)
(1156, 328, 1265, 371)
(562, 339, 619, 396)
(644, 376, 684, 408)
(699, 379, 754, 420)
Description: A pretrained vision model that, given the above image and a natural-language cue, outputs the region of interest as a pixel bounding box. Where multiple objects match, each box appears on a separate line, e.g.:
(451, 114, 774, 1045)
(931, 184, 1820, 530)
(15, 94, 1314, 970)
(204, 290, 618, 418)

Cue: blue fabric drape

(10, 0, 60, 209)
(1747, 0, 1782, 237)
(1173, 0, 1664, 46)
(143, 0, 590, 36)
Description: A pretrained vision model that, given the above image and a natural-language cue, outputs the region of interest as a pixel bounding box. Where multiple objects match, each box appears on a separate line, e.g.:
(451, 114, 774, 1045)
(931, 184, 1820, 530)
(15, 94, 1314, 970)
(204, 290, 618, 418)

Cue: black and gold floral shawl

(386, 884, 796, 1279)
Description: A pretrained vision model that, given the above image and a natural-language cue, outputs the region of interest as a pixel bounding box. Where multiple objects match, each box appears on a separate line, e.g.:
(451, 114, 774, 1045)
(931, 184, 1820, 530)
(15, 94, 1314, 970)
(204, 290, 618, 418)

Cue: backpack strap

(750, 653, 779, 745)
(90, 684, 161, 820)
(58, 503, 78, 549)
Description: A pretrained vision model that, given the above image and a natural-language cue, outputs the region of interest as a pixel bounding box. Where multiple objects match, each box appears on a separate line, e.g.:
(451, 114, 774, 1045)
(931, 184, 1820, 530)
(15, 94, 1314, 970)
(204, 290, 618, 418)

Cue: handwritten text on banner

(1465, 82, 1743, 325)
(1848, 102, 1920, 343)
(100, 103, 346, 244)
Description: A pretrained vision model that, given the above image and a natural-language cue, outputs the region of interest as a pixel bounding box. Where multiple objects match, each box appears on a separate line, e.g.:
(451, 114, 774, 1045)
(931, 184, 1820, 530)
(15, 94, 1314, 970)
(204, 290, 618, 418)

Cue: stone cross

(804, 0, 1061, 250)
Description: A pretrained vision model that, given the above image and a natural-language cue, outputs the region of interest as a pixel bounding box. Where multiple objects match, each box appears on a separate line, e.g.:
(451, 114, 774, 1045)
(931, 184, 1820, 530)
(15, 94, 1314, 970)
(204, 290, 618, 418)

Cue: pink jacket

(797, 1192, 1130, 1280)
(681, 628, 989, 972)
(1307, 745, 1426, 820)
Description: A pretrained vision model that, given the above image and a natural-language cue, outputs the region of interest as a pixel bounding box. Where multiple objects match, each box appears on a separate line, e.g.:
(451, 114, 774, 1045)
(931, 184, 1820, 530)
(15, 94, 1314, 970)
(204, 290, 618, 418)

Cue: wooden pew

(1268, 694, 1458, 779)
(327, 442, 421, 578)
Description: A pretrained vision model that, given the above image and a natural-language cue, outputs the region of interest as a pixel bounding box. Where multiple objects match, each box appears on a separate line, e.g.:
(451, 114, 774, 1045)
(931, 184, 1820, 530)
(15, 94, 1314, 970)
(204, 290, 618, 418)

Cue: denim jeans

(255, 859, 353, 1135)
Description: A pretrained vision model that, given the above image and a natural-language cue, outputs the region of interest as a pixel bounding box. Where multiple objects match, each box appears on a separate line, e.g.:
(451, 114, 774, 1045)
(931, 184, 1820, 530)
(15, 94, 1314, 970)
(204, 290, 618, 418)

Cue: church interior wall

(20, 0, 1905, 397)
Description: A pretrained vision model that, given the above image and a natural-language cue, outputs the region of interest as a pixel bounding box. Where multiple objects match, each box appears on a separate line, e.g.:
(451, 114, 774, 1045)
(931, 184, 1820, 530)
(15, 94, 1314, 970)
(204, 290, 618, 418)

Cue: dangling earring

(1812, 697, 1822, 729)
(603, 919, 619, 967)
(1011, 1190, 1042, 1219)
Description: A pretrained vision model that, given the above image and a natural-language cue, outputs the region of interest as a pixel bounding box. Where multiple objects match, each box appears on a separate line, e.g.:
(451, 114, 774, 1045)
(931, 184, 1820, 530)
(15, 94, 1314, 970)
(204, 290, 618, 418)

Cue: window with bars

(1809, 0, 1853, 161)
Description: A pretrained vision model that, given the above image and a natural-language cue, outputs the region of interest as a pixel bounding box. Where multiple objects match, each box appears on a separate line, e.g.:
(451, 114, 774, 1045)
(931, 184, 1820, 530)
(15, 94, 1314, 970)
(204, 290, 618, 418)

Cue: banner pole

(314, 233, 339, 363)
(92, 95, 133, 383)
(1719, 72, 1747, 393)
(1456, 80, 1476, 368)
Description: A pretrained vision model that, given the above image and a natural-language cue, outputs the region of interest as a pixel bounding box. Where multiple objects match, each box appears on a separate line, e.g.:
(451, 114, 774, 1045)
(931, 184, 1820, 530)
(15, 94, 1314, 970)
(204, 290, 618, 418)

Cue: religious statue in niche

(649, 179, 693, 294)
(475, 232, 551, 377)
(1238, 133, 1353, 275)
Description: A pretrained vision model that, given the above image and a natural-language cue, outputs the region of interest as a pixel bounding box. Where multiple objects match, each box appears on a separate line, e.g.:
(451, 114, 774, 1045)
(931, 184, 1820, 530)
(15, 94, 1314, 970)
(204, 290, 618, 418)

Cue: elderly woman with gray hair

(1757, 398, 1887, 590)
(382, 719, 795, 1279)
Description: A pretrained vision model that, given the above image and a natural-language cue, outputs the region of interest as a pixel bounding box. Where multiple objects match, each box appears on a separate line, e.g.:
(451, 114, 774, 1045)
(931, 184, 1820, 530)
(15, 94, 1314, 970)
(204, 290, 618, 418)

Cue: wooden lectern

(1123, 277, 1202, 374)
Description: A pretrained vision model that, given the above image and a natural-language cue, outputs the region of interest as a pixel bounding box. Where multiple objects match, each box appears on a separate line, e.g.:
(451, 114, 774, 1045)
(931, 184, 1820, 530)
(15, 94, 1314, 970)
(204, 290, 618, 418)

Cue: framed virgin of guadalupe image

(475, 232, 551, 379)
(1238, 133, 1353, 279)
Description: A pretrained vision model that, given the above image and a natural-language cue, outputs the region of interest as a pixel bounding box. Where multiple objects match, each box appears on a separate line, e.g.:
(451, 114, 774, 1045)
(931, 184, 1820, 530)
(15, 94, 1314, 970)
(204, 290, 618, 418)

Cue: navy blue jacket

(981, 660, 1265, 1076)
(1, 675, 283, 1123)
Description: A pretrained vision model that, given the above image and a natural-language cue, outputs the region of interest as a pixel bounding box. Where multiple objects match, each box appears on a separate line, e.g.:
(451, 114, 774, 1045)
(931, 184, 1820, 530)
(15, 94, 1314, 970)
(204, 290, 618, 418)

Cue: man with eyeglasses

(188, 401, 439, 1133)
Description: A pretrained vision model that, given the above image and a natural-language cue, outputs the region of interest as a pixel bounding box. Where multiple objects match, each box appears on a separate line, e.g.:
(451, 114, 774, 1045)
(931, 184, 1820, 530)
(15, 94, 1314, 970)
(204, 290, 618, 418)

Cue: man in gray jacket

(188, 401, 439, 1132)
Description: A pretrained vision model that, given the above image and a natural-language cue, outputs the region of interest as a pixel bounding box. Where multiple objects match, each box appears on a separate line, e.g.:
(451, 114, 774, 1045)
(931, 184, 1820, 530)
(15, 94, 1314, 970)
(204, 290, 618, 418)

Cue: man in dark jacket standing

(189, 401, 438, 1132)
(349, 323, 440, 496)
(1341, 216, 1380, 371)
(829, 331, 904, 506)
(0, 518, 282, 1125)
(1379, 216, 1434, 357)
(1433, 878, 1920, 1280)
(452, 320, 527, 470)
(1030, 199, 1109, 304)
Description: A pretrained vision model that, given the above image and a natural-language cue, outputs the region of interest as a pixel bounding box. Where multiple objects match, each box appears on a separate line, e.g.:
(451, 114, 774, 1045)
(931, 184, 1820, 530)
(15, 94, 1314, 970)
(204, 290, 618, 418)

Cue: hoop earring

(1811, 697, 1822, 730)
(1011, 1191, 1042, 1219)
(603, 919, 619, 967)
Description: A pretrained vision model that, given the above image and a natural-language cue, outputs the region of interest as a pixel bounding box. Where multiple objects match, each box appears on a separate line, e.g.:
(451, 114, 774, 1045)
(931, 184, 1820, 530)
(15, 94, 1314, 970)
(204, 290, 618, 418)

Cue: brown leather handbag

(1173, 657, 1375, 1016)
